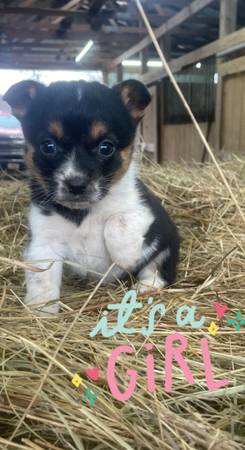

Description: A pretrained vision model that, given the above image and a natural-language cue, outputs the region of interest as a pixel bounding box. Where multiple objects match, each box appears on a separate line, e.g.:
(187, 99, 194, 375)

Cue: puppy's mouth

(53, 176, 106, 210)
(54, 188, 102, 210)
(55, 197, 93, 210)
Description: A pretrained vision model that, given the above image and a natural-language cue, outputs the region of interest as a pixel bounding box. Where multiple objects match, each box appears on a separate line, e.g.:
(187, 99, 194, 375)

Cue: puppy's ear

(3, 80, 44, 120)
(113, 79, 151, 122)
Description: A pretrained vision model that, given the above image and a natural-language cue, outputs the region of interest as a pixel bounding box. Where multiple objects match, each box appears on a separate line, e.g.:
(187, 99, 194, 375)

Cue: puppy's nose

(65, 176, 87, 195)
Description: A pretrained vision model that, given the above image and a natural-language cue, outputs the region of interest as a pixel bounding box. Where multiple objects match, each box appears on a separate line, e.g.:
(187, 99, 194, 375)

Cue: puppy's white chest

(67, 213, 112, 279)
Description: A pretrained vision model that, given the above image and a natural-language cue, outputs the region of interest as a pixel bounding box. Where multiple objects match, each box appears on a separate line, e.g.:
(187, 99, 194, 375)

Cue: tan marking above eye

(121, 87, 145, 120)
(90, 121, 107, 140)
(121, 87, 130, 107)
(27, 85, 38, 99)
(48, 120, 64, 139)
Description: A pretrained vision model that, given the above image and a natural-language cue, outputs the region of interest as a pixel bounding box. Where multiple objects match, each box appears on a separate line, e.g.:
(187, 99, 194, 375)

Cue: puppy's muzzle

(55, 173, 101, 209)
(64, 176, 87, 196)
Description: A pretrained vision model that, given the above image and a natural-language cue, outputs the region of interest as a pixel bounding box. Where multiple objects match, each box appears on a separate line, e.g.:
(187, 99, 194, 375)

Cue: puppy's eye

(98, 140, 115, 158)
(40, 139, 57, 156)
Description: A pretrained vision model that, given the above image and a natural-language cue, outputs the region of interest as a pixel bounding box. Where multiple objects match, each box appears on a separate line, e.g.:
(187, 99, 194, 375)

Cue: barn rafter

(0, 0, 243, 71)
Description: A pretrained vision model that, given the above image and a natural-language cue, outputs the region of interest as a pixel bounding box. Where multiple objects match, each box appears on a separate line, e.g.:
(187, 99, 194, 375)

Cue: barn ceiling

(0, 0, 244, 71)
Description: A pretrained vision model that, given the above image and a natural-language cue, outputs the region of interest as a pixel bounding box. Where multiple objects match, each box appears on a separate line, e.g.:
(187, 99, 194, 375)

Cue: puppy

(4, 79, 179, 314)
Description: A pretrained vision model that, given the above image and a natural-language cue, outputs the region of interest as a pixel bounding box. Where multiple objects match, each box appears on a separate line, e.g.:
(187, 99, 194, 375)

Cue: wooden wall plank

(222, 75, 234, 151)
(222, 72, 245, 155)
(161, 122, 215, 162)
(220, 56, 245, 76)
(239, 75, 245, 152)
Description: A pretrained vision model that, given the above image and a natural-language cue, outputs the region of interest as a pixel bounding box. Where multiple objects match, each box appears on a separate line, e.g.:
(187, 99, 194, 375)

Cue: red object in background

(0, 111, 23, 137)
(0, 127, 23, 137)
(0, 111, 24, 170)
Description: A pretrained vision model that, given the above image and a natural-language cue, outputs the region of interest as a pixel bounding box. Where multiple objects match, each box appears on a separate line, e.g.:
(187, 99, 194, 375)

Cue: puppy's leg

(104, 213, 178, 293)
(136, 237, 179, 293)
(136, 257, 167, 294)
(24, 241, 63, 314)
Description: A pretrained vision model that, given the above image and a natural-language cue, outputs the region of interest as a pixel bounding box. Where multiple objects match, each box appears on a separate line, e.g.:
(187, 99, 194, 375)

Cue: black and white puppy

(4, 79, 179, 314)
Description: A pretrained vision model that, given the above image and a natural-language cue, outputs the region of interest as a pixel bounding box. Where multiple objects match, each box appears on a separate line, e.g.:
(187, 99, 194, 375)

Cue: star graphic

(82, 387, 98, 407)
(72, 373, 83, 388)
(208, 321, 219, 336)
(228, 311, 245, 332)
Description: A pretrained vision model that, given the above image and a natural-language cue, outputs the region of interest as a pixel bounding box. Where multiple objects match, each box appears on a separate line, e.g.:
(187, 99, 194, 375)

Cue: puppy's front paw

(134, 275, 167, 294)
(25, 292, 60, 315)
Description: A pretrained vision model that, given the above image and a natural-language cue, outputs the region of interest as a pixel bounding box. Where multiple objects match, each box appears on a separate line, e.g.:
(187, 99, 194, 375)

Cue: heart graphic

(214, 302, 228, 320)
(85, 367, 99, 382)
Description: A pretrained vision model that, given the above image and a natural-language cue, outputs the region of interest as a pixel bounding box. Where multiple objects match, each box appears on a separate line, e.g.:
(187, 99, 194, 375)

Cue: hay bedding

(0, 158, 244, 450)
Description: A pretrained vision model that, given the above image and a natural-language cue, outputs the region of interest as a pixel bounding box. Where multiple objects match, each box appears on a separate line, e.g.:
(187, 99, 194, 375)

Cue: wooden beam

(141, 48, 148, 75)
(1, 28, 142, 44)
(216, 0, 238, 151)
(0, 43, 136, 59)
(6, 0, 34, 24)
(160, 34, 172, 61)
(141, 27, 245, 85)
(117, 64, 123, 83)
(28, 23, 90, 33)
(26, 24, 147, 35)
(52, 0, 82, 25)
(219, 0, 238, 37)
(116, 12, 172, 22)
(0, 48, 76, 56)
(0, 7, 86, 18)
(219, 55, 245, 76)
(109, 0, 216, 68)
(0, 49, 117, 60)
(1, 26, 90, 39)
(93, 26, 147, 35)
(102, 69, 109, 85)
(160, 0, 193, 8)
(0, 43, 81, 50)
(0, 60, 101, 71)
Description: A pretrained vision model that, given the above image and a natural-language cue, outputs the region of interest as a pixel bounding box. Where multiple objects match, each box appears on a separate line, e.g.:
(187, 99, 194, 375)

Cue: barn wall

(221, 71, 245, 155)
(141, 60, 245, 163)
(141, 57, 216, 164)
(160, 122, 216, 163)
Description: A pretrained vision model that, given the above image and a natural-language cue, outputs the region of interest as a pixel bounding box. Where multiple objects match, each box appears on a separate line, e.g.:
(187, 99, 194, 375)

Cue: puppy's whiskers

(31, 189, 56, 208)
